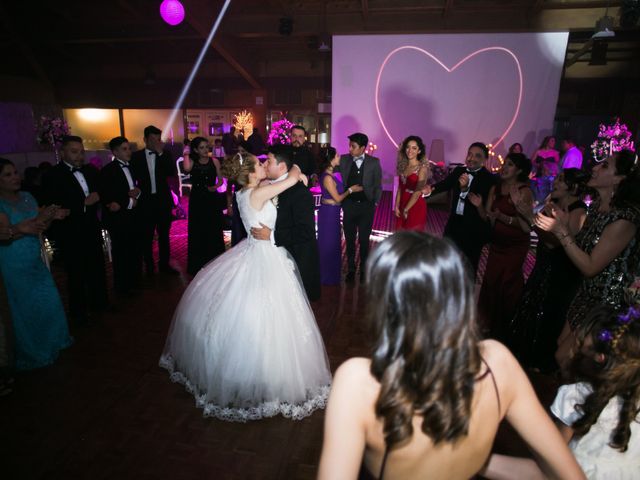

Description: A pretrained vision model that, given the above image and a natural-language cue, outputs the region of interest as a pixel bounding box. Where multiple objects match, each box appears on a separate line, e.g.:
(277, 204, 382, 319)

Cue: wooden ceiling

(1, 0, 638, 102)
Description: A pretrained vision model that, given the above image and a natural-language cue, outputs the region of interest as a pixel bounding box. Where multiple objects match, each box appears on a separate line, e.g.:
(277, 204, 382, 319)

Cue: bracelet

(508, 216, 513, 225)
(348, 188, 353, 194)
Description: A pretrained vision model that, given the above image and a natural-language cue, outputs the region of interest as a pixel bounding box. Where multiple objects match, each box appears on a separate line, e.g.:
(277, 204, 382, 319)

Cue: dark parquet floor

(1, 193, 554, 480)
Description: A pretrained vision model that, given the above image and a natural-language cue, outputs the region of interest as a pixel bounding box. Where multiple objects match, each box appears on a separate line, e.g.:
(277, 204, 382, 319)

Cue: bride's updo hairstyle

(366, 231, 480, 450)
(221, 153, 258, 186)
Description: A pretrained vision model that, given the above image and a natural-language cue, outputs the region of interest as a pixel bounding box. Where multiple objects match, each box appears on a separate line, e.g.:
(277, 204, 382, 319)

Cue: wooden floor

(1, 194, 552, 480)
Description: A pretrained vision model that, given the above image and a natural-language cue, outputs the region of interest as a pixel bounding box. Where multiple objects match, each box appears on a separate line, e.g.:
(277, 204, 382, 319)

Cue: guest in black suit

(99, 137, 142, 295)
(129, 125, 178, 275)
(423, 142, 498, 275)
(338, 132, 382, 283)
(250, 145, 321, 301)
(41, 135, 108, 324)
(290, 125, 317, 179)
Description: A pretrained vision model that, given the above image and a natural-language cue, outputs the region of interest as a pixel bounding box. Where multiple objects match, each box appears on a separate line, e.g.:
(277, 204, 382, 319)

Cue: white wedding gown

(159, 188, 331, 422)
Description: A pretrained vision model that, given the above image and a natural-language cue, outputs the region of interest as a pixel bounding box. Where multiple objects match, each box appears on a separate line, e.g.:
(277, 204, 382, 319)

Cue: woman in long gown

(531, 136, 560, 204)
(394, 136, 429, 231)
(160, 154, 331, 422)
(317, 146, 362, 285)
(506, 169, 589, 372)
(0, 158, 72, 371)
(182, 137, 225, 275)
(472, 153, 533, 340)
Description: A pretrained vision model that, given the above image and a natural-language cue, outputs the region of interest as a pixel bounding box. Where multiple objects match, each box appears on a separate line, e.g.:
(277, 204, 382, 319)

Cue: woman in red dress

(394, 136, 429, 231)
(470, 152, 533, 340)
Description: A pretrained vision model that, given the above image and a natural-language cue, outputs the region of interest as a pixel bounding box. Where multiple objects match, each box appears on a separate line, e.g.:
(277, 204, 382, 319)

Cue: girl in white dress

(160, 153, 331, 422)
(483, 305, 640, 479)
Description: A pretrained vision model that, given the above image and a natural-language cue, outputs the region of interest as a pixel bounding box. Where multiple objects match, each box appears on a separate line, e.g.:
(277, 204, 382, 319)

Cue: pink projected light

(374, 46, 523, 150)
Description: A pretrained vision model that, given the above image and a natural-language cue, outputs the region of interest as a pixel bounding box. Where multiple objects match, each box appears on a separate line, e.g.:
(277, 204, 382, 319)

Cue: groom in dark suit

(250, 145, 321, 301)
(338, 132, 382, 283)
(130, 125, 178, 275)
(423, 141, 497, 275)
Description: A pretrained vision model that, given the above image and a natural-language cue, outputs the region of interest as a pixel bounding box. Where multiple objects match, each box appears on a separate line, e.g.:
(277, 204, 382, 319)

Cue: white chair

(176, 157, 192, 197)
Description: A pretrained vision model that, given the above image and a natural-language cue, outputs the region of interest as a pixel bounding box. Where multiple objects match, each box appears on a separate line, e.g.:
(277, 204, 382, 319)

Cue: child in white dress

(483, 305, 640, 479)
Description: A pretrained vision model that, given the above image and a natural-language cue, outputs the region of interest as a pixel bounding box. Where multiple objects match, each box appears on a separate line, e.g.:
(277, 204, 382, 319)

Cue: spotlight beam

(163, 0, 232, 140)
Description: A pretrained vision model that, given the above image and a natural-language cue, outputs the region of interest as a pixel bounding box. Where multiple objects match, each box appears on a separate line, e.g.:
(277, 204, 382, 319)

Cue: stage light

(160, 0, 185, 26)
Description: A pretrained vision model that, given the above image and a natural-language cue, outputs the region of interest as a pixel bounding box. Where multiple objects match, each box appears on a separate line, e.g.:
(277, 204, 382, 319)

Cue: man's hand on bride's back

(250, 222, 272, 241)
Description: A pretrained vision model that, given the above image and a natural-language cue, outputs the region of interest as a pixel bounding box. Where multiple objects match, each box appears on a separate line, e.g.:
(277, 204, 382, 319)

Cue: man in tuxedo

(423, 142, 497, 274)
(250, 145, 321, 301)
(130, 125, 178, 275)
(338, 132, 382, 283)
(41, 135, 108, 324)
(99, 137, 142, 295)
(290, 125, 317, 178)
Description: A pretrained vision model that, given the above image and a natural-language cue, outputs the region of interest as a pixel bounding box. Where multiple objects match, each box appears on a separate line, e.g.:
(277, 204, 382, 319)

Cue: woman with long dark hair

(394, 136, 429, 231)
(317, 146, 362, 285)
(536, 149, 640, 371)
(182, 136, 225, 275)
(318, 231, 584, 480)
(531, 135, 560, 203)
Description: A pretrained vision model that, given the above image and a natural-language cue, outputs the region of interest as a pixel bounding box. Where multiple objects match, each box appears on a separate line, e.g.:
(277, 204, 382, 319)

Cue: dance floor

(1, 192, 548, 479)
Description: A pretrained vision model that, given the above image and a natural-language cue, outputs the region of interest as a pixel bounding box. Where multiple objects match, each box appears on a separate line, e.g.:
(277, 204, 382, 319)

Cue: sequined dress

(566, 203, 640, 330)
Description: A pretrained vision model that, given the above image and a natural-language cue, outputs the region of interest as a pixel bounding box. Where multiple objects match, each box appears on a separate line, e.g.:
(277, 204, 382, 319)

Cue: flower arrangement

(36, 115, 70, 150)
(591, 118, 636, 162)
(233, 110, 253, 138)
(267, 117, 295, 145)
(428, 160, 447, 184)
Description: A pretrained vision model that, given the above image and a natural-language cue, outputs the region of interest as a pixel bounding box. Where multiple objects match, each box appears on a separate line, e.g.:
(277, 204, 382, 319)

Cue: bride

(159, 153, 331, 422)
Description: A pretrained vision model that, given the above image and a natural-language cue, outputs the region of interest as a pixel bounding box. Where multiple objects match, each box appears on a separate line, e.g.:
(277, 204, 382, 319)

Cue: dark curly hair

(504, 152, 531, 183)
(570, 305, 640, 452)
(396, 136, 427, 175)
(366, 231, 480, 449)
(611, 149, 640, 210)
(318, 146, 338, 174)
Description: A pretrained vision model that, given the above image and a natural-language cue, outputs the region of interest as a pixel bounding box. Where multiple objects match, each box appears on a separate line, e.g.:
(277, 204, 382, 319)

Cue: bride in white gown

(160, 154, 331, 422)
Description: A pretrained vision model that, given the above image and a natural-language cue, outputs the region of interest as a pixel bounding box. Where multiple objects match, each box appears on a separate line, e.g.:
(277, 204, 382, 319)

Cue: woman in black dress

(183, 137, 225, 275)
(506, 168, 589, 372)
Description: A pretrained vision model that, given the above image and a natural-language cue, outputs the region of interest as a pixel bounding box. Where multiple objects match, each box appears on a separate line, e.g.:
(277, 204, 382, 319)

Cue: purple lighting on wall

(160, 0, 185, 26)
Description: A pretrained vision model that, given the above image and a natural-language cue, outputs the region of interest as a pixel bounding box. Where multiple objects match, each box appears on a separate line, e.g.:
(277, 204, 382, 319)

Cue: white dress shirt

(353, 155, 365, 170)
(455, 167, 481, 215)
(63, 161, 89, 197)
(561, 146, 583, 170)
(145, 149, 158, 194)
(116, 159, 135, 209)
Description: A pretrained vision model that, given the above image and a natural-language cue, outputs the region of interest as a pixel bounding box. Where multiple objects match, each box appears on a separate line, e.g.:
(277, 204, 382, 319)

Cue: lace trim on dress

(159, 354, 330, 422)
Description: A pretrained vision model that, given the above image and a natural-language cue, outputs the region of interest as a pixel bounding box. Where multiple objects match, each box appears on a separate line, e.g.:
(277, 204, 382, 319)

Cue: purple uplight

(160, 0, 185, 26)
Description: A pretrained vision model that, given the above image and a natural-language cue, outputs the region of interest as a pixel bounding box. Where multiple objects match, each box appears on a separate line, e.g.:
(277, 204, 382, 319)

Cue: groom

(250, 145, 321, 301)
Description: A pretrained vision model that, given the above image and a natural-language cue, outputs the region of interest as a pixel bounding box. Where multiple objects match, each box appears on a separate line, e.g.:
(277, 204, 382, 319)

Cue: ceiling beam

(185, 0, 262, 89)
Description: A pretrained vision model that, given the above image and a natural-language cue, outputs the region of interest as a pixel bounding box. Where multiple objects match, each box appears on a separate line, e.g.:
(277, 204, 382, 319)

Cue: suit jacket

(41, 162, 102, 244)
(338, 154, 383, 204)
(291, 146, 316, 178)
(274, 181, 320, 301)
(129, 149, 177, 213)
(98, 160, 139, 227)
(432, 165, 497, 242)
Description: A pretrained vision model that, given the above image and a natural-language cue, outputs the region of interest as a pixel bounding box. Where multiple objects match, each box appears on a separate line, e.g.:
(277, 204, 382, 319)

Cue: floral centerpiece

(267, 117, 295, 145)
(590, 118, 636, 162)
(36, 115, 70, 152)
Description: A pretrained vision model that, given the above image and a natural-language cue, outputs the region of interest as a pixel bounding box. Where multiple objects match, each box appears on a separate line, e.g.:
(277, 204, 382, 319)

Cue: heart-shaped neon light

(375, 46, 523, 150)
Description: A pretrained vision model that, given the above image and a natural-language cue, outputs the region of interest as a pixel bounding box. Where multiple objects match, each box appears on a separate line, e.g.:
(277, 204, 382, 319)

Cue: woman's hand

(53, 208, 70, 220)
(289, 164, 301, 180)
(300, 173, 308, 186)
(16, 218, 46, 235)
(394, 206, 401, 218)
(350, 184, 363, 193)
(468, 192, 482, 208)
(534, 206, 569, 237)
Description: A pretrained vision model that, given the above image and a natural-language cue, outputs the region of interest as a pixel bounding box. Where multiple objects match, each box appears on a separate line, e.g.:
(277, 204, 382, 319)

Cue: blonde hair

(221, 153, 258, 186)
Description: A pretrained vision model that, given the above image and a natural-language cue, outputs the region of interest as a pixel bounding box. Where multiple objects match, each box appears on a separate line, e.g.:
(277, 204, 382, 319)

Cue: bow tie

(70, 167, 82, 173)
(147, 150, 157, 156)
(354, 156, 364, 162)
(118, 162, 130, 169)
